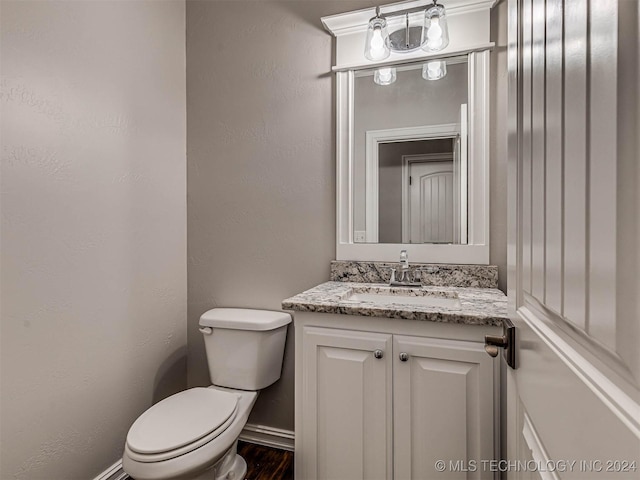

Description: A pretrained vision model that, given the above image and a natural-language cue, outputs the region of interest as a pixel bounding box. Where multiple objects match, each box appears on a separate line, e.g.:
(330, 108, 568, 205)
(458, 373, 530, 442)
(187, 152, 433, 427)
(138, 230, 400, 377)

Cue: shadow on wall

(153, 346, 188, 404)
(272, 0, 379, 33)
(271, 0, 380, 79)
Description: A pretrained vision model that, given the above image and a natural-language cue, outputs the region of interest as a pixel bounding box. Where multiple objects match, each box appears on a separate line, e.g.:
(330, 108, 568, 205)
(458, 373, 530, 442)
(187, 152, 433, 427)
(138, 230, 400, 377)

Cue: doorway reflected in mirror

(377, 137, 466, 245)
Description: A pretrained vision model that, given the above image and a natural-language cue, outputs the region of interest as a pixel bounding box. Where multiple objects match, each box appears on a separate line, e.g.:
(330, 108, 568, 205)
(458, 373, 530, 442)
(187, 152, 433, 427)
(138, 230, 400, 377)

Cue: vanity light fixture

(422, 60, 447, 80)
(374, 67, 397, 85)
(364, 0, 450, 60)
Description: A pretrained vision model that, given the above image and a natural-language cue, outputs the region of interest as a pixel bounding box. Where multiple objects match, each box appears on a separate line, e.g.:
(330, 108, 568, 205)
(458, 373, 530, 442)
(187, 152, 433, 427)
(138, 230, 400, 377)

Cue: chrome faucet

(389, 250, 422, 287)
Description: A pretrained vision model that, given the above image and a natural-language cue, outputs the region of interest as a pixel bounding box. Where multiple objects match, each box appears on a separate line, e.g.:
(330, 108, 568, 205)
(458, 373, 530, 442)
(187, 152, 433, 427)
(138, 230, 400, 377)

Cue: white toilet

(122, 308, 292, 480)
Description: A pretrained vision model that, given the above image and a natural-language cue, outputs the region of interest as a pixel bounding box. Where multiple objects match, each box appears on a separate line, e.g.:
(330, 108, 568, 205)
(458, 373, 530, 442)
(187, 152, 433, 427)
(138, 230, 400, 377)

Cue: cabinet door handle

(399, 352, 409, 362)
(373, 349, 384, 359)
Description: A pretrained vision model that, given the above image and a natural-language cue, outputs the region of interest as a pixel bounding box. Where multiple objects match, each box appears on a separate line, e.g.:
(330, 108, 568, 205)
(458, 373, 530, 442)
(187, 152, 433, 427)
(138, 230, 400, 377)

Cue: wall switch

(354, 231, 366, 243)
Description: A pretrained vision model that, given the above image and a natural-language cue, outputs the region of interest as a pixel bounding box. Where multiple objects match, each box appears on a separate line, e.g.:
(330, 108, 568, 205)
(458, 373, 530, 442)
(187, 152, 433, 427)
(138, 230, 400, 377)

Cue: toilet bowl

(122, 309, 291, 480)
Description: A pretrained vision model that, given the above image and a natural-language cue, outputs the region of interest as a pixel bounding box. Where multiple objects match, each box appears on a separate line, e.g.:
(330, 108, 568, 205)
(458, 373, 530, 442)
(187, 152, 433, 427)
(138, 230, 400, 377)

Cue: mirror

(352, 56, 469, 245)
(335, 50, 489, 264)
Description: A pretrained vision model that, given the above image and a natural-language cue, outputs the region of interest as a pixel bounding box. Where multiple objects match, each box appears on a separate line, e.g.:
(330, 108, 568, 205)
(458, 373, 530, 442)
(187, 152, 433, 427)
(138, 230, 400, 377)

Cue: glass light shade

(421, 3, 450, 52)
(364, 17, 391, 61)
(422, 60, 447, 80)
(374, 67, 397, 85)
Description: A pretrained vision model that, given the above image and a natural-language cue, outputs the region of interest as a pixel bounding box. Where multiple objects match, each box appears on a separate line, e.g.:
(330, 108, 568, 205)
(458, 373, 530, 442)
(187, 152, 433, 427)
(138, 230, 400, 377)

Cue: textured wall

(0, 2, 187, 478)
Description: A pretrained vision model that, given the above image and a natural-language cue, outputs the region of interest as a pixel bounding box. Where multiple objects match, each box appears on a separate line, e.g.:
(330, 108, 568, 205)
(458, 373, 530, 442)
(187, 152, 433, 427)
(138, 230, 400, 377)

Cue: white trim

(331, 43, 495, 73)
(93, 460, 128, 480)
(336, 242, 489, 264)
(458, 103, 468, 244)
(467, 51, 490, 246)
(519, 306, 640, 440)
(365, 123, 459, 243)
(522, 413, 560, 480)
(336, 71, 354, 245)
(401, 153, 455, 243)
(322, 0, 497, 38)
(239, 423, 295, 452)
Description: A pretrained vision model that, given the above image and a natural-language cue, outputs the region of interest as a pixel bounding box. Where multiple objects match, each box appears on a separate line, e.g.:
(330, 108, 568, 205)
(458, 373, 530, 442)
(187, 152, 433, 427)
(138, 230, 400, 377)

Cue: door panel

(507, 0, 639, 478)
(393, 335, 495, 480)
(409, 161, 454, 244)
(562, 0, 588, 331)
(301, 327, 393, 480)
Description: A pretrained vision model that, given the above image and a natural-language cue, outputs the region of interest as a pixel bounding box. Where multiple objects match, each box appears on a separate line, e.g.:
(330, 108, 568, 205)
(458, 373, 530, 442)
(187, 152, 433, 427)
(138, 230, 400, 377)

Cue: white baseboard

(239, 423, 295, 452)
(93, 459, 128, 480)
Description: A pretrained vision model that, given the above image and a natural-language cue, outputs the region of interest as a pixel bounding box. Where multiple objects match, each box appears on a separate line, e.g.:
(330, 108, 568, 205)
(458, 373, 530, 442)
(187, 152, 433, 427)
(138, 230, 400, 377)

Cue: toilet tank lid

(199, 308, 292, 331)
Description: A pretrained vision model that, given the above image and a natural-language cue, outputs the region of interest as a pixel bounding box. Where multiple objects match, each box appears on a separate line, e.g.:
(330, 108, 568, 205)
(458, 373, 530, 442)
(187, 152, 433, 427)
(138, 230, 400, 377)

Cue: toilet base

(190, 441, 247, 480)
(213, 453, 246, 480)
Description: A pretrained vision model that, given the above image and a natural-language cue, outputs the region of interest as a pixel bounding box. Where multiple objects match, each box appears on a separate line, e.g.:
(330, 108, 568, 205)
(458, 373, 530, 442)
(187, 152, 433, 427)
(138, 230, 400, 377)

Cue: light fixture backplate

(388, 25, 424, 52)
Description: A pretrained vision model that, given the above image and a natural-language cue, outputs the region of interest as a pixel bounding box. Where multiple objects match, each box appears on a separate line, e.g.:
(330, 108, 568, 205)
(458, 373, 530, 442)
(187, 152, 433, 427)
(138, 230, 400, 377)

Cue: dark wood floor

(238, 440, 294, 480)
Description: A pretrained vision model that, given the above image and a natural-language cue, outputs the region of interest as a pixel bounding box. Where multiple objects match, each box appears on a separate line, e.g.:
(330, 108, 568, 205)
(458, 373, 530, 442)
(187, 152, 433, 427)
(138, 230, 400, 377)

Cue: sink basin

(344, 288, 461, 309)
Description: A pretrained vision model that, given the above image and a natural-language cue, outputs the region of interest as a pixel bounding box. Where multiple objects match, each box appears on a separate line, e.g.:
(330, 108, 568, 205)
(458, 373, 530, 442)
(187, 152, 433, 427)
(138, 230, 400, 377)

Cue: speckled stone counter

(330, 261, 498, 288)
(282, 281, 507, 326)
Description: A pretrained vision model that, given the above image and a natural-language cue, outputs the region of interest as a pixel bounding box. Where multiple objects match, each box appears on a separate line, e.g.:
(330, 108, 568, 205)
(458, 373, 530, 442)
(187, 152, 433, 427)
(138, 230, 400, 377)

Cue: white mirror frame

(336, 50, 490, 264)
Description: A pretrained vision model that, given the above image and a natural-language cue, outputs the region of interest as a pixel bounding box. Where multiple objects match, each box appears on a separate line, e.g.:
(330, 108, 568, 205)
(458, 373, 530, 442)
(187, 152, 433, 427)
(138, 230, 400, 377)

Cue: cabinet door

(393, 335, 495, 480)
(301, 326, 393, 480)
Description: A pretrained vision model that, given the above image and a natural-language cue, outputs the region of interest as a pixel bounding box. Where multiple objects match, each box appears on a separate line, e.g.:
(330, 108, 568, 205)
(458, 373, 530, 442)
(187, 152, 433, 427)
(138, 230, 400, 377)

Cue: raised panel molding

(513, 0, 635, 377)
(518, 306, 640, 441)
(521, 412, 560, 480)
(393, 335, 496, 480)
(301, 327, 393, 480)
(508, 0, 640, 472)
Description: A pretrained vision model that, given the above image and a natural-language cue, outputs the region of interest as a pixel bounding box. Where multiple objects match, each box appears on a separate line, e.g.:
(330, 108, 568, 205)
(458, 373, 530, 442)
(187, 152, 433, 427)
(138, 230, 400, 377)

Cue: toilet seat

(126, 387, 239, 463)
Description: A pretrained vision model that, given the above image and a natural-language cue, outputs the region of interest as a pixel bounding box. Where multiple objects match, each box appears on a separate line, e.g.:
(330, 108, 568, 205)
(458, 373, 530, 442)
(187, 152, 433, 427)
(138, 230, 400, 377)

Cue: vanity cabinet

(295, 313, 499, 480)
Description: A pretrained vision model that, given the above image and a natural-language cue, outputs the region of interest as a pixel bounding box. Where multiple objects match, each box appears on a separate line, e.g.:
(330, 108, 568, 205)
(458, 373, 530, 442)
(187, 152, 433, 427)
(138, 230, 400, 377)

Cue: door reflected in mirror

(352, 57, 468, 245)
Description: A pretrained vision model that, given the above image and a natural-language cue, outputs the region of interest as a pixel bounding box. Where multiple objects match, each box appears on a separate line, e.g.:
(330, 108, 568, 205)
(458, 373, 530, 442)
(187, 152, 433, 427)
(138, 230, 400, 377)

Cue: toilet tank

(199, 308, 292, 391)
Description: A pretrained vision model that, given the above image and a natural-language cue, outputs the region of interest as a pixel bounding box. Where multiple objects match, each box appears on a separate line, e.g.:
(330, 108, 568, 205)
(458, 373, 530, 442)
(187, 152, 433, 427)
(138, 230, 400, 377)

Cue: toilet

(122, 308, 292, 480)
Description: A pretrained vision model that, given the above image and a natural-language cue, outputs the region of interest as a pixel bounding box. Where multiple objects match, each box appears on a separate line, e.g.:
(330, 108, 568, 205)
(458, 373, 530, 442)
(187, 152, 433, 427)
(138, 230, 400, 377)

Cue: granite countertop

(282, 281, 508, 326)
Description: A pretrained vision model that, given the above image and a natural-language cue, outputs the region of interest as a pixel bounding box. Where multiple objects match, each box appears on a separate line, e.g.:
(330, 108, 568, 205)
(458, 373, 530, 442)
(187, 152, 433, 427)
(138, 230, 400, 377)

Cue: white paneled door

(408, 161, 455, 244)
(507, 0, 639, 478)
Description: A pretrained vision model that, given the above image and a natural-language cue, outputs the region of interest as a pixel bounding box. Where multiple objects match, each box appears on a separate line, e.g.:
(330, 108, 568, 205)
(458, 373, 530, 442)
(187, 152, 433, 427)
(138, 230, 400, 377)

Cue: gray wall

(354, 63, 468, 232)
(186, 0, 378, 431)
(0, 2, 187, 478)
